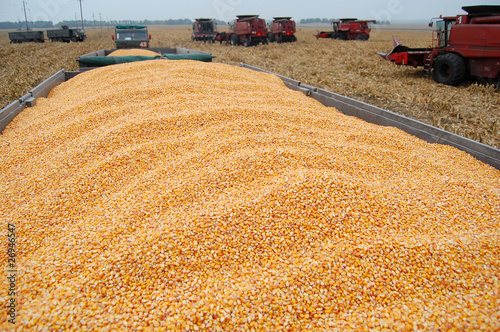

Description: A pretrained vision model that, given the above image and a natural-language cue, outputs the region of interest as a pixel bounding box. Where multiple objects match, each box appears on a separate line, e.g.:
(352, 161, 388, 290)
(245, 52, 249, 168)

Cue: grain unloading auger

(378, 5, 500, 86)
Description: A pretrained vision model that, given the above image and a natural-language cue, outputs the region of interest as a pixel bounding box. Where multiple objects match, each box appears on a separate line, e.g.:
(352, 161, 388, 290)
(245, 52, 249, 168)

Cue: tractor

(216, 15, 268, 47)
(268, 17, 297, 43)
(378, 5, 500, 86)
(192, 18, 218, 43)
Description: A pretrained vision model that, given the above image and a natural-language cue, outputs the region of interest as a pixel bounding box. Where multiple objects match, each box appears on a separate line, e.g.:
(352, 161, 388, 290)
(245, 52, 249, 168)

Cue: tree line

(299, 18, 334, 24)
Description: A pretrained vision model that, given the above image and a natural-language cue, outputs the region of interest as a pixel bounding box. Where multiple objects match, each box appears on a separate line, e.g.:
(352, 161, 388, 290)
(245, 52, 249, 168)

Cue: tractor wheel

(364, 34, 370, 40)
(292, 35, 297, 42)
(230, 34, 239, 46)
(268, 32, 275, 42)
(243, 38, 251, 47)
(433, 53, 466, 86)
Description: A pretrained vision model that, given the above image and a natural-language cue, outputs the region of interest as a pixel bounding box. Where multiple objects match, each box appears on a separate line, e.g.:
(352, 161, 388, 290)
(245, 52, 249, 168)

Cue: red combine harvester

(314, 18, 375, 40)
(378, 5, 500, 86)
(216, 15, 268, 46)
(192, 18, 218, 42)
(268, 17, 297, 43)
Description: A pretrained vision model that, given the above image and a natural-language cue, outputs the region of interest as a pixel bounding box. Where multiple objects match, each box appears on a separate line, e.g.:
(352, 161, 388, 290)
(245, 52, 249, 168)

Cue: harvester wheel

(268, 32, 275, 42)
(243, 38, 251, 47)
(292, 36, 297, 42)
(337, 33, 347, 40)
(230, 34, 239, 46)
(276, 35, 282, 43)
(355, 35, 364, 40)
(433, 53, 466, 86)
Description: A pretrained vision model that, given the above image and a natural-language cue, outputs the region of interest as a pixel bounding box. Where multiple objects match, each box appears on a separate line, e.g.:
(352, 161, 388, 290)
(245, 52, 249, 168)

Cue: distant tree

(299, 18, 333, 24)
(213, 19, 227, 26)
(0, 21, 53, 29)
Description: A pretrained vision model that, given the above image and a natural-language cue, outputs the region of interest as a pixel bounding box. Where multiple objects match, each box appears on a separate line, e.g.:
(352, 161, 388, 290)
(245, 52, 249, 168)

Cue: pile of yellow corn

(1, 60, 499, 331)
(108, 49, 160, 57)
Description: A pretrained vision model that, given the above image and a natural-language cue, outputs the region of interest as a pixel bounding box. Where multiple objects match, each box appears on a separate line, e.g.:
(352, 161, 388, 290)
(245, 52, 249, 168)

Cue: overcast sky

(1, 0, 499, 23)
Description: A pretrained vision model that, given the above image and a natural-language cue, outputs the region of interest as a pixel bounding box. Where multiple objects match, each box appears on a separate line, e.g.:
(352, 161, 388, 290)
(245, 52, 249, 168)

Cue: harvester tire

(355, 35, 364, 40)
(338, 33, 347, 40)
(434, 53, 466, 86)
(268, 33, 275, 42)
(292, 36, 297, 42)
(243, 38, 251, 47)
(230, 34, 239, 46)
(276, 35, 282, 43)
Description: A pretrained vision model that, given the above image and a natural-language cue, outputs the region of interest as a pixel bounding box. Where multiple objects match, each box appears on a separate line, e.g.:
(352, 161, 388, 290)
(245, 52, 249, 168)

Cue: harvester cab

(428, 16, 458, 48)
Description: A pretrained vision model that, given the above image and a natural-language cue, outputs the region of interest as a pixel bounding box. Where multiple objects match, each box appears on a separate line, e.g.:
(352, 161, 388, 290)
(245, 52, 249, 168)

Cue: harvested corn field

(108, 49, 161, 57)
(0, 26, 499, 148)
(1, 60, 499, 331)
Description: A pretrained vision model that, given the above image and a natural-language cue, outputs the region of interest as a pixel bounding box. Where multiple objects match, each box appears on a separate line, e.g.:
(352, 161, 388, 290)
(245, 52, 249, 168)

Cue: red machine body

(216, 15, 268, 46)
(268, 17, 297, 43)
(192, 18, 218, 42)
(314, 18, 375, 40)
(378, 5, 500, 86)
(332, 18, 375, 40)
